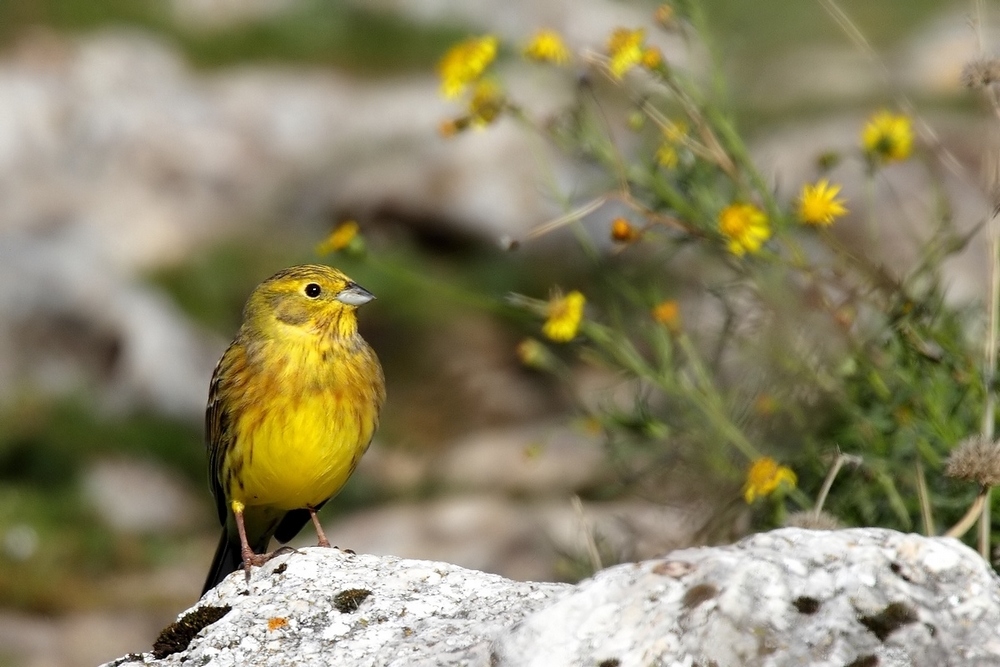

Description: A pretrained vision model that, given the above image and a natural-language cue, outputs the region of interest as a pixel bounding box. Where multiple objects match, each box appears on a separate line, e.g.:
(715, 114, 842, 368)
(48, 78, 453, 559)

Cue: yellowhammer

(202, 265, 385, 594)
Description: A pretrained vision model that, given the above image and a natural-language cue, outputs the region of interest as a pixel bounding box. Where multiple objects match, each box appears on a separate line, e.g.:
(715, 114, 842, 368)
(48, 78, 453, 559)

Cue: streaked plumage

(202, 264, 385, 594)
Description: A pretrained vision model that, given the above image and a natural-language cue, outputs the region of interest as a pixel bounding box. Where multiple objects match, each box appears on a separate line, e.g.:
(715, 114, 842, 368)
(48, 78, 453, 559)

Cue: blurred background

(0, 0, 988, 665)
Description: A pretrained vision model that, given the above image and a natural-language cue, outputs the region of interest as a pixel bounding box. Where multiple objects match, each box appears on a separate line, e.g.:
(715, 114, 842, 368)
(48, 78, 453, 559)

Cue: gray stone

(103, 528, 1000, 667)
(0, 228, 222, 418)
(109, 548, 567, 667)
(494, 528, 1000, 667)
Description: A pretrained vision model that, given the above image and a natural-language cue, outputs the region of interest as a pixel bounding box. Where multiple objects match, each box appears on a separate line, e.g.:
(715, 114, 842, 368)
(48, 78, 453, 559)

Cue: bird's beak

(335, 282, 375, 306)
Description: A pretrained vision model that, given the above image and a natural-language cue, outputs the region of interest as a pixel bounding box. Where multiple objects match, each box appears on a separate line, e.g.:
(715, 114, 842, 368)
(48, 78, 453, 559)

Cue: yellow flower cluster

(862, 110, 913, 164)
(797, 180, 848, 227)
(438, 35, 499, 99)
(516, 338, 554, 370)
(610, 217, 639, 243)
(656, 119, 687, 168)
(606, 28, 662, 78)
(467, 80, 505, 128)
(543, 290, 586, 342)
(719, 203, 770, 256)
(743, 457, 797, 503)
(654, 4, 676, 29)
(652, 300, 680, 332)
(437, 35, 507, 134)
(316, 220, 361, 255)
(523, 29, 570, 65)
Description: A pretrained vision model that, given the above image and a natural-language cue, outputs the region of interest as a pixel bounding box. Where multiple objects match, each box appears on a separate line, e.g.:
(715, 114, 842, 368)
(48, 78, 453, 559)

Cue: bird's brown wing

(205, 340, 244, 526)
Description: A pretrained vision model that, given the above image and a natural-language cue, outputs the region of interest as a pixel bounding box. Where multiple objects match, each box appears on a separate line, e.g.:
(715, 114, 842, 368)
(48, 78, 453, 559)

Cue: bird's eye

(304, 283, 321, 298)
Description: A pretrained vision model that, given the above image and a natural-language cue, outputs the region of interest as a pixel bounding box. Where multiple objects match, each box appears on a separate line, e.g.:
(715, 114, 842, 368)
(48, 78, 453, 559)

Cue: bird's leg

(232, 501, 273, 581)
(307, 506, 331, 547)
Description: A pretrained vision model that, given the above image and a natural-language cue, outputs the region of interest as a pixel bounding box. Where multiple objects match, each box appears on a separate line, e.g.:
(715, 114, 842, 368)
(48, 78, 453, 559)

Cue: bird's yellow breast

(223, 335, 381, 511)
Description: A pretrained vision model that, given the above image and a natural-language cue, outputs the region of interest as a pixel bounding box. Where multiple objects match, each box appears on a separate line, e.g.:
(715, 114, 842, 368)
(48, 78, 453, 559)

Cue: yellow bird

(202, 265, 385, 594)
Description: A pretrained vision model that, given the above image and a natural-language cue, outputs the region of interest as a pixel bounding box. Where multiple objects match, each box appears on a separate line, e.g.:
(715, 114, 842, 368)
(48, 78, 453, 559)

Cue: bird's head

(243, 264, 375, 340)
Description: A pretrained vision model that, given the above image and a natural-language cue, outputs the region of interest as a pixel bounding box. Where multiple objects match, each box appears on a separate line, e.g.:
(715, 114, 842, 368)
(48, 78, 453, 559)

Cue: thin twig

(814, 451, 861, 514)
(915, 459, 935, 536)
(524, 196, 608, 240)
(944, 485, 990, 539)
(971, 0, 999, 561)
(571, 495, 603, 573)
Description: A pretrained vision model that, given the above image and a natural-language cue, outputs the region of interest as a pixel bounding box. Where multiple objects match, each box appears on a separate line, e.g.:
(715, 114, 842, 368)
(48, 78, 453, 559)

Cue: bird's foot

(240, 546, 301, 581)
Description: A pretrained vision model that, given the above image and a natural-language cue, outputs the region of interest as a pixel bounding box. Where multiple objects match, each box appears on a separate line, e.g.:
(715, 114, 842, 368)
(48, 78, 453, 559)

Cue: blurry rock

(0, 31, 261, 269)
(0, 16, 707, 278)
(330, 116, 566, 242)
(381, 317, 565, 449)
(82, 457, 200, 534)
(437, 423, 608, 494)
(747, 8, 1000, 111)
(354, 443, 431, 496)
(427, 317, 561, 427)
(749, 47, 880, 109)
(317, 495, 701, 582)
(0, 609, 166, 667)
(0, 29, 583, 272)
(900, 8, 1000, 95)
(0, 228, 223, 418)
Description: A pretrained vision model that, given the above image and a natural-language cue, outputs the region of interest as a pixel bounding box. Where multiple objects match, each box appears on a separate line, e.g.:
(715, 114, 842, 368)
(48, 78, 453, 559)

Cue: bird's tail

(202, 530, 243, 595)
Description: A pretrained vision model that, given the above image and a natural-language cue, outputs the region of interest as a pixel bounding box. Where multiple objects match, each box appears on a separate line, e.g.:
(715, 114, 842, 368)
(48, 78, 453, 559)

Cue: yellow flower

(316, 221, 360, 254)
(719, 203, 770, 256)
(438, 117, 469, 138)
(862, 110, 913, 163)
(655, 119, 686, 168)
(656, 144, 678, 168)
(468, 79, 505, 127)
(662, 119, 687, 144)
(743, 457, 797, 503)
(654, 4, 676, 29)
(438, 35, 499, 99)
(652, 300, 680, 332)
(610, 217, 639, 242)
(607, 28, 645, 78)
(797, 180, 848, 227)
(641, 47, 663, 69)
(627, 111, 646, 131)
(543, 290, 585, 342)
(516, 337, 554, 370)
(524, 29, 570, 65)
(753, 394, 777, 416)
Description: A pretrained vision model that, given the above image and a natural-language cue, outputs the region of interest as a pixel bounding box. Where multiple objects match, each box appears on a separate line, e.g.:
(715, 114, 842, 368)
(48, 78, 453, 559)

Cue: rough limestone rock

(109, 548, 567, 667)
(104, 528, 1000, 667)
(493, 528, 1000, 667)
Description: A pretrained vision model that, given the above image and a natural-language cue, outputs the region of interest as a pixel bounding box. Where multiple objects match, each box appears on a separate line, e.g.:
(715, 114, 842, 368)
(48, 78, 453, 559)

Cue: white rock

(494, 528, 1000, 667)
(103, 528, 1000, 667)
(0, 228, 223, 417)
